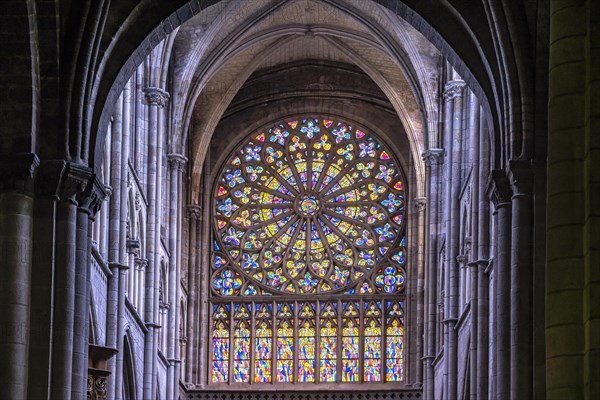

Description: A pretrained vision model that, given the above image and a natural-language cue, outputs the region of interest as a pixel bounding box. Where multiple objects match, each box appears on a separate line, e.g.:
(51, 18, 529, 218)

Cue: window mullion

(336, 298, 342, 383)
(250, 301, 255, 384)
(382, 300, 387, 383)
(294, 300, 298, 384)
(359, 299, 364, 383)
(271, 300, 276, 385)
(229, 301, 234, 384)
(316, 299, 321, 383)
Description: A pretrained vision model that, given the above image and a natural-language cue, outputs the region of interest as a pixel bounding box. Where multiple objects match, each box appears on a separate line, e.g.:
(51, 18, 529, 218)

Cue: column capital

(77, 173, 108, 218)
(443, 80, 466, 102)
(50, 162, 93, 205)
(487, 169, 513, 209)
(422, 148, 444, 166)
(187, 204, 202, 219)
(0, 153, 39, 194)
(136, 258, 148, 270)
(143, 87, 170, 108)
(414, 197, 427, 212)
(456, 254, 468, 265)
(126, 239, 140, 255)
(508, 158, 534, 196)
(167, 153, 187, 171)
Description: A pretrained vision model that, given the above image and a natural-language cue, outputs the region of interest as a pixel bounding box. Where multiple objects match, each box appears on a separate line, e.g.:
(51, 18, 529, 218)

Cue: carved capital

(167, 153, 187, 171)
(60, 163, 93, 205)
(443, 80, 466, 102)
(456, 254, 468, 265)
(143, 87, 170, 108)
(0, 153, 40, 194)
(508, 158, 534, 196)
(414, 197, 427, 212)
(136, 258, 148, 270)
(488, 169, 512, 208)
(422, 148, 444, 166)
(78, 174, 108, 218)
(126, 239, 140, 256)
(187, 204, 202, 220)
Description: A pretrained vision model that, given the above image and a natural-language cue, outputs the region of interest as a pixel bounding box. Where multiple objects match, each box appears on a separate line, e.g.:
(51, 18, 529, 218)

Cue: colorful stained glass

(211, 305, 230, 383)
(210, 117, 408, 386)
(212, 118, 407, 297)
(277, 303, 294, 382)
(298, 314, 316, 382)
(320, 303, 337, 382)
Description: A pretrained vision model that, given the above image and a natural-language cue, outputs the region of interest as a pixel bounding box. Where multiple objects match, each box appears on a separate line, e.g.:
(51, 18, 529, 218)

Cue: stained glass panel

(212, 118, 407, 297)
(277, 303, 294, 382)
(211, 304, 230, 383)
(210, 117, 408, 386)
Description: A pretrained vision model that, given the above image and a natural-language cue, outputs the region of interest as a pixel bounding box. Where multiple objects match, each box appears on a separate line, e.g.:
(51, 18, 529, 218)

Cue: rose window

(212, 117, 407, 296)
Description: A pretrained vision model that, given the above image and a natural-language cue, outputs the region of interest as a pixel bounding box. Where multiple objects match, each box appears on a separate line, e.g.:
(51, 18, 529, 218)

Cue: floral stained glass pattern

(212, 118, 407, 296)
(210, 117, 408, 386)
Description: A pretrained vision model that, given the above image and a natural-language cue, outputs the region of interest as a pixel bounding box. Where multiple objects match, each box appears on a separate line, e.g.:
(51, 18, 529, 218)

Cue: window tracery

(210, 117, 408, 385)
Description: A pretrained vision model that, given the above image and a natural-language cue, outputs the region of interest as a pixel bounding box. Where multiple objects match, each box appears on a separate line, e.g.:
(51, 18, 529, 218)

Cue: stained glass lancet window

(210, 117, 407, 385)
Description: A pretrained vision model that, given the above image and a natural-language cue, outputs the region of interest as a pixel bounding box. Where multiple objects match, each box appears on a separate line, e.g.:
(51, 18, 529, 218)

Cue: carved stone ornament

(488, 169, 513, 208)
(414, 197, 427, 212)
(422, 148, 444, 166)
(167, 153, 188, 171)
(78, 174, 108, 218)
(443, 79, 466, 102)
(59, 162, 93, 205)
(143, 86, 170, 108)
(187, 204, 202, 220)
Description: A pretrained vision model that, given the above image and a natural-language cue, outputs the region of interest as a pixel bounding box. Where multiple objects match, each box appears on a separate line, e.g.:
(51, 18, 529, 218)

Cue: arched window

(210, 117, 407, 386)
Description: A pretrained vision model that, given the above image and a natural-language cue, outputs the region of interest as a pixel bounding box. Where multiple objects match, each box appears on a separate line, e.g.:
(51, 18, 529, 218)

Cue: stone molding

(168, 153, 188, 171)
(0, 153, 40, 193)
(187, 204, 202, 219)
(443, 80, 466, 102)
(488, 169, 513, 208)
(185, 390, 423, 400)
(143, 86, 170, 108)
(422, 148, 444, 166)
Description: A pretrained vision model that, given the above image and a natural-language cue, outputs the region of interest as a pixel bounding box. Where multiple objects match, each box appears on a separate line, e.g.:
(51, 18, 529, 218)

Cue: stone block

(546, 354, 583, 392)
(546, 324, 584, 357)
(546, 289, 584, 326)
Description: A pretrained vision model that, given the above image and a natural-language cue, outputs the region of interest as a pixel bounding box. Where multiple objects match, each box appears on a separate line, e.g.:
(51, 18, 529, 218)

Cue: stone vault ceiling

(169, 0, 442, 199)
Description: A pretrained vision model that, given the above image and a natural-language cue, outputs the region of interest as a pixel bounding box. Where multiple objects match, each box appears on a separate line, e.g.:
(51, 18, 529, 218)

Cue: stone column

(72, 176, 107, 399)
(476, 111, 491, 398)
(415, 196, 427, 385)
(547, 3, 600, 399)
(489, 170, 512, 400)
(422, 148, 443, 400)
(142, 86, 169, 399)
(186, 205, 202, 382)
(51, 163, 92, 400)
(27, 160, 63, 399)
(0, 154, 38, 399)
(167, 153, 186, 399)
(443, 79, 465, 399)
(508, 160, 534, 400)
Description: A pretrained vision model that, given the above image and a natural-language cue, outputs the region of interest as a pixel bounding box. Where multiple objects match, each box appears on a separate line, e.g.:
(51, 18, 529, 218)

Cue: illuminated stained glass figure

(210, 118, 408, 385)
